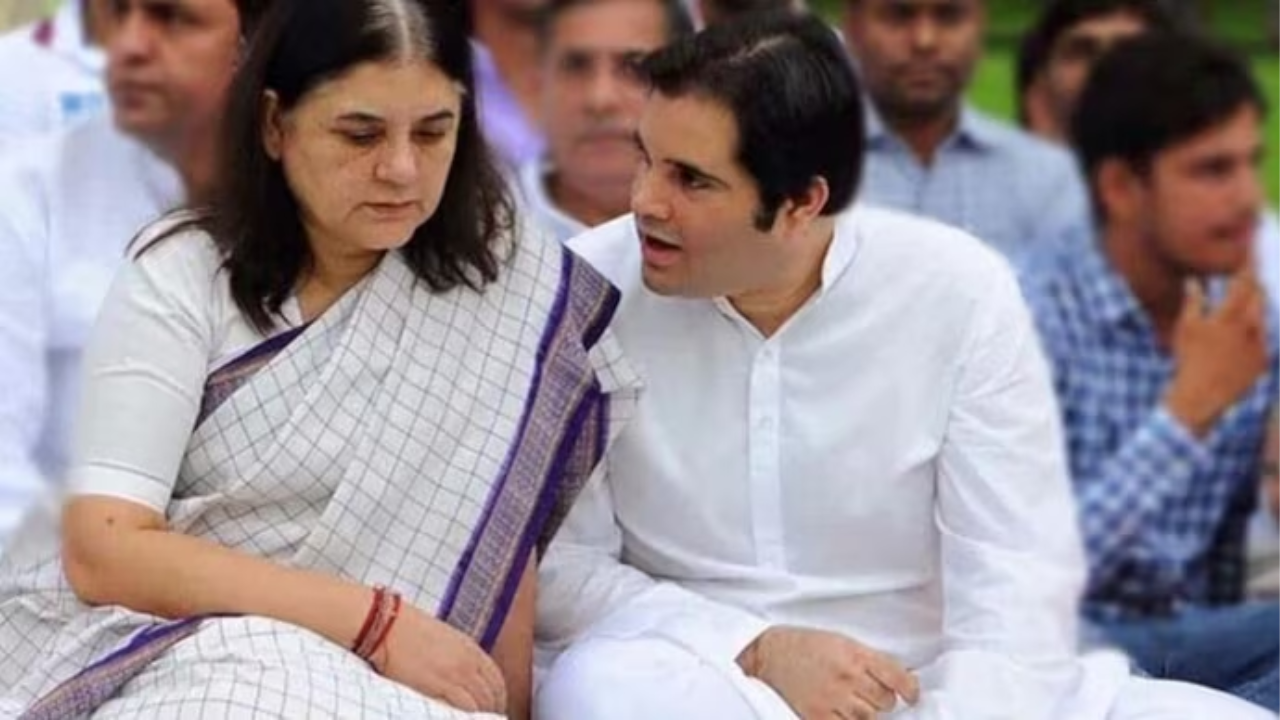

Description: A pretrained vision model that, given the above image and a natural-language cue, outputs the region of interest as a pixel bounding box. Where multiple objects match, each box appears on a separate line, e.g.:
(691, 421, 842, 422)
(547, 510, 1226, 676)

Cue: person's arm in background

(0, 157, 52, 545)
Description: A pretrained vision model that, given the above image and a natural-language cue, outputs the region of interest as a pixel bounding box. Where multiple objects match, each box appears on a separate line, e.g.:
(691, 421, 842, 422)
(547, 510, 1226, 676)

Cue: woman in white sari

(0, 0, 637, 717)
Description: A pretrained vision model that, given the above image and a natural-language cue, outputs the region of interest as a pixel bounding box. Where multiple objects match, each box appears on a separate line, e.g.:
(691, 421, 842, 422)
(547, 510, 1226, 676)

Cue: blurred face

(1043, 11, 1148, 134)
(1112, 105, 1265, 277)
(85, 0, 117, 46)
(541, 0, 669, 202)
(263, 59, 464, 261)
(105, 0, 241, 148)
(632, 93, 793, 299)
(843, 0, 983, 123)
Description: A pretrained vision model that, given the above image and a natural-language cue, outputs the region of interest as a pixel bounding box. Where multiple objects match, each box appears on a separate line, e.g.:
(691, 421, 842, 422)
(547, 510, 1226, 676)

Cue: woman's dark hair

(640, 10, 863, 230)
(166, 0, 514, 331)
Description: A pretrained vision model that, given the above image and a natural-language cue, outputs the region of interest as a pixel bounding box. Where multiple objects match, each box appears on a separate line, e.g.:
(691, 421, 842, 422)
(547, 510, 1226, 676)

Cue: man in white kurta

(534, 10, 1271, 720)
(0, 0, 245, 548)
(0, 116, 179, 546)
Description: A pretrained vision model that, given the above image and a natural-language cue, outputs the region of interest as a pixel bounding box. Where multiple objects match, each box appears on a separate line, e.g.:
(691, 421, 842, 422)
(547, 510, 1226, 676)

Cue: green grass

(981, 0, 1277, 48)
(966, 50, 1280, 204)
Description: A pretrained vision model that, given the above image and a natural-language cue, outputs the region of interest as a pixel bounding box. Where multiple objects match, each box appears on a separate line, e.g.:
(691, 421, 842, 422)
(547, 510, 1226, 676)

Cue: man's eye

(677, 167, 709, 190)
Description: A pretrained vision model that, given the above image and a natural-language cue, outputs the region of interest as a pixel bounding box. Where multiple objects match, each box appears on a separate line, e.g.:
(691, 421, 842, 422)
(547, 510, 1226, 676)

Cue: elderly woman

(0, 0, 637, 717)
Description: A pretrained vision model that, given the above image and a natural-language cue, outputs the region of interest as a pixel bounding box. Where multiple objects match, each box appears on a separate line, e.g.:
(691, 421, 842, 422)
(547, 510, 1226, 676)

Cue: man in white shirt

(534, 12, 1271, 720)
(0, 0, 259, 546)
(516, 0, 691, 244)
(0, 1, 110, 153)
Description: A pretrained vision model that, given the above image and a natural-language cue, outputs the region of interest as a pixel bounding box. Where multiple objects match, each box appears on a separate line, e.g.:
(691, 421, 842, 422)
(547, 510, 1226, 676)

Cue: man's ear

(1097, 158, 1145, 225)
(1022, 76, 1060, 141)
(778, 175, 831, 232)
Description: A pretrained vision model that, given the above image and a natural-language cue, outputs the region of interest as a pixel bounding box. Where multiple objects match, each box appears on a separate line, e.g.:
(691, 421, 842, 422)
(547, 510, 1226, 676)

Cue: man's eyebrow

(633, 134, 730, 188)
(666, 159, 730, 189)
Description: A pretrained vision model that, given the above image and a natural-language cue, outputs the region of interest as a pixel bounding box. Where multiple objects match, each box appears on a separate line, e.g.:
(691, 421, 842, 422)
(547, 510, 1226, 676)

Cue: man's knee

(535, 635, 760, 720)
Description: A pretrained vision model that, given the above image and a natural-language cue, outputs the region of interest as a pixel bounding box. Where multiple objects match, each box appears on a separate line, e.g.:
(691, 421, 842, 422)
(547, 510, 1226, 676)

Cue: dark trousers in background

(1091, 601, 1280, 712)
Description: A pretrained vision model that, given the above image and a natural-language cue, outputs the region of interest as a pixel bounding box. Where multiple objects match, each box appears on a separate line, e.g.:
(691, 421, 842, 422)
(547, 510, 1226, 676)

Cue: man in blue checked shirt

(1021, 33, 1279, 711)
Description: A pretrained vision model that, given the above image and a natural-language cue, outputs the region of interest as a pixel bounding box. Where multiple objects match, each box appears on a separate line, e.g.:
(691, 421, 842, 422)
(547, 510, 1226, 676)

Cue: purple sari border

(435, 249, 573, 626)
(83, 616, 206, 673)
(480, 382, 604, 649)
(197, 323, 310, 427)
(223, 322, 308, 369)
(439, 247, 620, 649)
(19, 616, 209, 720)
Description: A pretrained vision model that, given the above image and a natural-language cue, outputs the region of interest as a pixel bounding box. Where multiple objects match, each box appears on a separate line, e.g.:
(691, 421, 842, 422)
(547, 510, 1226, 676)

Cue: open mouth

(642, 232, 679, 250)
(640, 230, 683, 267)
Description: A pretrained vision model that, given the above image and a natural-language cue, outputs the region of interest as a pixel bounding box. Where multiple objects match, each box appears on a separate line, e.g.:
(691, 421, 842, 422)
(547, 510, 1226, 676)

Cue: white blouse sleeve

(67, 227, 218, 513)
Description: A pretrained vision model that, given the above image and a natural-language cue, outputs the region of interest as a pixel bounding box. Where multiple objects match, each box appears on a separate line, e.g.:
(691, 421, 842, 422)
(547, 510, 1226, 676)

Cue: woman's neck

(296, 237, 383, 322)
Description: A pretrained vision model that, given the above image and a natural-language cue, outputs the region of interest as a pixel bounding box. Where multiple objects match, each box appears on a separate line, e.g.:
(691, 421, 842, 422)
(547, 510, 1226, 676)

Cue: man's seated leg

(535, 635, 796, 720)
(1108, 677, 1275, 720)
(1094, 601, 1279, 711)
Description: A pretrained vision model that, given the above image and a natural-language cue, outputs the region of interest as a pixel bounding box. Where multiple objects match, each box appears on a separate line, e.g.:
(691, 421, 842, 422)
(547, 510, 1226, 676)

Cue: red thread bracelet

(351, 585, 386, 654)
(364, 592, 403, 664)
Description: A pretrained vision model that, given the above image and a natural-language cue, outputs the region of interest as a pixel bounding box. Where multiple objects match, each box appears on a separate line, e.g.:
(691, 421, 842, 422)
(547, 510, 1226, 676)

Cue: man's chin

(111, 110, 167, 143)
(1180, 251, 1250, 279)
(640, 266, 692, 298)
(879, 92, 958, 124)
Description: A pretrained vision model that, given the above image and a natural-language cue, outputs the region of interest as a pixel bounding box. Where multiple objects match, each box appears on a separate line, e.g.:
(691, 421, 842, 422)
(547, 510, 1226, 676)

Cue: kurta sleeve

(909, 261, 1097, 719)
(538, 463, 770, 665)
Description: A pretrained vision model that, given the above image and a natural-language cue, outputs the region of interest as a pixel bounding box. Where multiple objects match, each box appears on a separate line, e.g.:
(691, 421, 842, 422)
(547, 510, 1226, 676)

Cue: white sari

(0, 226, 638, 719)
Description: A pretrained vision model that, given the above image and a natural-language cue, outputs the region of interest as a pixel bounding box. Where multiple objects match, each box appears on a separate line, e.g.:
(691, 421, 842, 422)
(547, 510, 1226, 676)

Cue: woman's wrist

(352, 585, 403, 670)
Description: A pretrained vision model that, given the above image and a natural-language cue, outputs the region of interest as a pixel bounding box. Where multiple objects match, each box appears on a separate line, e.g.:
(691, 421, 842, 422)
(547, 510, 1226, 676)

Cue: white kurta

(536, 207, 1271, 719)
(0, 115, 181, 546)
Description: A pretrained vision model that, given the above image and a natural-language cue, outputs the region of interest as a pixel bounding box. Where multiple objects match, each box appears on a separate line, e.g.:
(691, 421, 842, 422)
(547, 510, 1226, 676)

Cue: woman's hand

(372, 603, 508, 715)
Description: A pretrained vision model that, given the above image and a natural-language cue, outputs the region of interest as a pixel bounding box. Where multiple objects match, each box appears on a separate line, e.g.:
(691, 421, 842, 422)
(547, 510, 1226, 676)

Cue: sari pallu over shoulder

(0, 233, 640, 719)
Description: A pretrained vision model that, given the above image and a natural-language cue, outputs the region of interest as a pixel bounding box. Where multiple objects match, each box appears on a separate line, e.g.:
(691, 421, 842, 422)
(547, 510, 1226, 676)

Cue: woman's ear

(262, 90, 284, 161)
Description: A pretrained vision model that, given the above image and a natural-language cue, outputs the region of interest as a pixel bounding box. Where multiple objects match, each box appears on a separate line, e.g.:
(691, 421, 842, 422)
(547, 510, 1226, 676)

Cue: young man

(0, 0, 262, 546)
(517, 0, 691, 242)
(1016, 0, 1178, 145)
(1014, 0, 1280, 311)
(1021, 34, 1279, 710)
(843, 0, 1088, 263)
(535, 12, 1271, 720)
